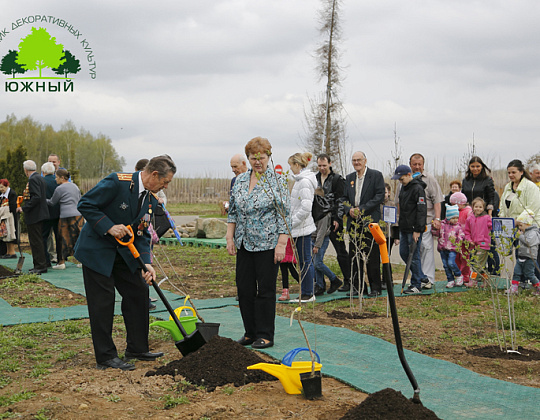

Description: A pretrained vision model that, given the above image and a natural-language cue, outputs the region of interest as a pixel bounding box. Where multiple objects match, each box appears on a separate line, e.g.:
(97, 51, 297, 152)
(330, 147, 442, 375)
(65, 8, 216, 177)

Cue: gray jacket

(517, 226, 540, 260)
(311, 212, 331, 249)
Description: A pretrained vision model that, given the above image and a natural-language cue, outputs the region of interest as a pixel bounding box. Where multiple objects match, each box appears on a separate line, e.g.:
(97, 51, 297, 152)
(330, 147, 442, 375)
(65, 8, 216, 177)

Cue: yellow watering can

(149, 306, 198, 341)
(247, 348, 322, 395)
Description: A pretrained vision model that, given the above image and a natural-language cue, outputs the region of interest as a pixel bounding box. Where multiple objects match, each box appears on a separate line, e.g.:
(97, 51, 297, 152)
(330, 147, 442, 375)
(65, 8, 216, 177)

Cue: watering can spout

(150, 320, 175, 332)
(248, 363, 289, 382)
(150, 320, 183, 341)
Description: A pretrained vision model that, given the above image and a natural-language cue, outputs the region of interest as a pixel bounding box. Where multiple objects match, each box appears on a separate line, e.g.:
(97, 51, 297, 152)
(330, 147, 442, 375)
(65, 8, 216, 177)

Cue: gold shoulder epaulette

(117, 173, 133, 181)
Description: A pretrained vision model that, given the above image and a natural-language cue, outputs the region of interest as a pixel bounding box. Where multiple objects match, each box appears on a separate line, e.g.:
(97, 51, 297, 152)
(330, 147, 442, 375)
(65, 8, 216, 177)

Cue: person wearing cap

(392, 165, 427, 294)
(507, 209, 540, 296)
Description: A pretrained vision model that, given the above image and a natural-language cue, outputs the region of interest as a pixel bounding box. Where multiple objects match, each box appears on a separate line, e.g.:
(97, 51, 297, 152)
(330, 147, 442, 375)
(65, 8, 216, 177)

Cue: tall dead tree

(302, 0, 348, 175)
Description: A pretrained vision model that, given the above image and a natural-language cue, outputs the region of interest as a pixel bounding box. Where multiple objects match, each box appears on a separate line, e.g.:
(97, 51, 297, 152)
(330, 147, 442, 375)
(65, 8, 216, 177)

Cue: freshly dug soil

(340, 388, 441, 420)
(467, 345, 540, 361)
(145, 336, 278, 391)
(0, 265, 15, 278)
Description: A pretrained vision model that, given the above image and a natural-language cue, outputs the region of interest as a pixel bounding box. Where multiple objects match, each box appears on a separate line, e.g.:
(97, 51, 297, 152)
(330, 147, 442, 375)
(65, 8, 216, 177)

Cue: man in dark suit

(41, 162, 60, 267)
(18, 160, 50, 274)
(74, 155, 176, 371)
(339, 152, 385, 297)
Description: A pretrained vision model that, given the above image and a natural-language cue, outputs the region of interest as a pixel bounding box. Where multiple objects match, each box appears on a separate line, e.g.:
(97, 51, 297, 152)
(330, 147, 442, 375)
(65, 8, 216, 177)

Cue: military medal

(120, 202, 128, 210)
(137, 214, 151, 236)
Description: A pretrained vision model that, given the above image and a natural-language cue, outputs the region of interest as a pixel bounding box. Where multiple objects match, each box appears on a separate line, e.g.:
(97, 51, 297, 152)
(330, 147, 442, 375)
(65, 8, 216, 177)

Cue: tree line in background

(0, 114, 125, 191)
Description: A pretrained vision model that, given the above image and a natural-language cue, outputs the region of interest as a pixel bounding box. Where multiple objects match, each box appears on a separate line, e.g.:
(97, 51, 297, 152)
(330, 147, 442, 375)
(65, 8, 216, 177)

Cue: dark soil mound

(145, 336, 277, 391)
(340, 388, 441, 420)
(467, 345, 540, 361)
(327, 310, 379, 320)
(0, 265, 15, 278)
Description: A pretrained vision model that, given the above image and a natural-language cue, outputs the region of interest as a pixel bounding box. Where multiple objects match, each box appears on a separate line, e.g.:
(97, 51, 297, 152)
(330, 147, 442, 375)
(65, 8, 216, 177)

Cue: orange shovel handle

(114, 225, 140, 259)
(369, 223, 389, 264)
(16, 196, 23, 208)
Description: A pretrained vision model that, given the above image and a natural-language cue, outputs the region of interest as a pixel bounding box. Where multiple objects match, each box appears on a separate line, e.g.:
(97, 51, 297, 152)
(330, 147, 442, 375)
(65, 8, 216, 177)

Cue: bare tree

(460, 133, 477, 175)
(302, 0, 349, 175)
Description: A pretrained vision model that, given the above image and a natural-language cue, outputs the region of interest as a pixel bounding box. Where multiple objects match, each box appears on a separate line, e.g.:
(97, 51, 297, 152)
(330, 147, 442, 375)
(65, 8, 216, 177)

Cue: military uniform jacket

(74, 171, 158, 277)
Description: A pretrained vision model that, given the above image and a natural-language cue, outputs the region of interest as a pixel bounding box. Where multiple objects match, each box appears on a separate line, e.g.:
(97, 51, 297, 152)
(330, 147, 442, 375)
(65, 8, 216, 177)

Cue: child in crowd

(507, 209, 540, 296)
(464, 198, 492, 284)
(432, 204, 464, 288)
(450, 192, 473, 285)
(312, 187, 342, 296)
(278, 238, 299, 301)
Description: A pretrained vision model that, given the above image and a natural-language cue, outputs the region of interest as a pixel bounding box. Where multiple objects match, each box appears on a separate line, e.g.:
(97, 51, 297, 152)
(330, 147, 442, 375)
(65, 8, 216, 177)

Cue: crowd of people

(225, 142, 540, 351)
(2, 144, 539, 369)
(0, 154, 83, 273)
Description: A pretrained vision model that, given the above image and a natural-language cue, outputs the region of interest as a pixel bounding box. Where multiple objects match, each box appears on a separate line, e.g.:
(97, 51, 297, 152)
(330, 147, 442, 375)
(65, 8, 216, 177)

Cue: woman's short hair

(0, 179, 9, 187)
(56, 168, 70, 180)
(288, 152, 313, 168)
(449, 179, 462, 189)
(41, 162, 55, 175)
(245, 137, 272, 158)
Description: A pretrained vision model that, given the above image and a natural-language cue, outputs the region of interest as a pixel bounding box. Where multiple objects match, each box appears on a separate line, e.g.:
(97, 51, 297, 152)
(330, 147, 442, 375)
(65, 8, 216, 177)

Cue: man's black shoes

(97, 357, 135, 371)
(338, 283, 350, 292)
(327, 279, 343, 294)
(124, 351, 164, 361)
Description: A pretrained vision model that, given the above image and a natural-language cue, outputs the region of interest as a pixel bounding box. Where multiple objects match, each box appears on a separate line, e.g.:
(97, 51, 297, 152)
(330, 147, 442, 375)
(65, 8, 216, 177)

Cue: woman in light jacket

(288, 152, 317, 302)
(499, 159, 540, 272)
(500, 159, 540, 226)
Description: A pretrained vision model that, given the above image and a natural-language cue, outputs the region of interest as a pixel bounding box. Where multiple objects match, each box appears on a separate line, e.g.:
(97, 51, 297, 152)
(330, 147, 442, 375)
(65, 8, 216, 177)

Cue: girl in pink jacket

(450, 192, 473, 284)
(464, 198, 492, 280)
(432, 205, 465, 288)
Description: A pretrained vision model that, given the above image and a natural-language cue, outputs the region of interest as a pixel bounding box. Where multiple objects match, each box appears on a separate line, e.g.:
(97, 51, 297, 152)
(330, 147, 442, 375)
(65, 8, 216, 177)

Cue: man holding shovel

(392, 165, 427, 295)
(74, 155, 176, 371)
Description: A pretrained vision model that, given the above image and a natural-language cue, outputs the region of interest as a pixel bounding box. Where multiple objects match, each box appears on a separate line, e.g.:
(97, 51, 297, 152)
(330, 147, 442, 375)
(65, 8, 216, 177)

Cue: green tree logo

(0, 50, 26, 78)
(16, 27, 66, 78)
(52, 50, 81, 78)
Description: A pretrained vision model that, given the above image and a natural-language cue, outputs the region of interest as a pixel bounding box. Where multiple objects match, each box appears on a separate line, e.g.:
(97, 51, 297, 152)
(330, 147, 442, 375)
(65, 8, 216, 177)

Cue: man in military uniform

(74, 155, 176, 371)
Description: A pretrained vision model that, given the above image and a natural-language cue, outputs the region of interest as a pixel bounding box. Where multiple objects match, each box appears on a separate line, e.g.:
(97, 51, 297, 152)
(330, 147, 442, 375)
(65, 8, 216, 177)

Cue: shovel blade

(195, 322, 220, 343)
(174, 328, 207, 357)
(15, 255, 25, 273)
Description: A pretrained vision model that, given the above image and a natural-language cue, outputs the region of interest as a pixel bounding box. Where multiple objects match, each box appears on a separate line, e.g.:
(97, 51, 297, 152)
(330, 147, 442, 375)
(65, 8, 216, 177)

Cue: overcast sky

(2, 0, 540, 178)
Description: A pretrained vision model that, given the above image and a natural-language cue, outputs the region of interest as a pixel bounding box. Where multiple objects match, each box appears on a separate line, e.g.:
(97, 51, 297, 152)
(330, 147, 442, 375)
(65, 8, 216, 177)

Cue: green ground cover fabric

(0, 255, 538, 419)
(159, 237, 227, 248)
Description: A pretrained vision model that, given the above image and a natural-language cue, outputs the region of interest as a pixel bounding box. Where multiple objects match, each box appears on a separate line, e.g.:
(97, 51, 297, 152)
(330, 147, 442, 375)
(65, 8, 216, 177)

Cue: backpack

(312, 193, 333, 222)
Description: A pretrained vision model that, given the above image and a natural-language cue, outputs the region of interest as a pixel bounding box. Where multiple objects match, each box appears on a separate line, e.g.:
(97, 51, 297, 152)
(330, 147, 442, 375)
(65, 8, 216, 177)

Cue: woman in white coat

(288, 152, 317, 302)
